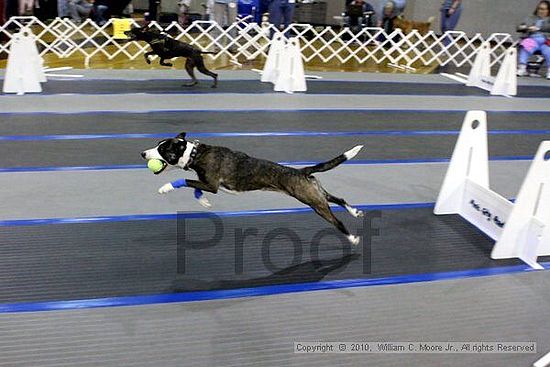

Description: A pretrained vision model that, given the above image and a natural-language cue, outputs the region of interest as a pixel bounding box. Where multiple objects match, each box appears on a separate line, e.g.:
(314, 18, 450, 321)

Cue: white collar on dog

(178, 141, 198, 170)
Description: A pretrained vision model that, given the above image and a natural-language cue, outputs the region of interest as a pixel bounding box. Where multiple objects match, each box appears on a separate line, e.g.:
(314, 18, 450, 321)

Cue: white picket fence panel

(0, 16, 516, 69)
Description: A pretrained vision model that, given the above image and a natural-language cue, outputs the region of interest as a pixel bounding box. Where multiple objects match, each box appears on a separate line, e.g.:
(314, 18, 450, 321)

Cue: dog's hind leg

(325, 192, 364, 218)
(183, 58, 199, 87)
(294, 184, 359, 245)
(311, 203, 360, 246)
(194, 57, 218, 88)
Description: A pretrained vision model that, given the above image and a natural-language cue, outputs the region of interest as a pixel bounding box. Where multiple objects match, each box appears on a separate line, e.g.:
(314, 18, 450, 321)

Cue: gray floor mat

(2, 94, 549, 114)
(0, 161, 531, 221)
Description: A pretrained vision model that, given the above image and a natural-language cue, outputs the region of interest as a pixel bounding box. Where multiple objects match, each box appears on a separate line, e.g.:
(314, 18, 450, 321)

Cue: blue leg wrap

(171, 179, 187, 188)
(194, 189, 203, 199)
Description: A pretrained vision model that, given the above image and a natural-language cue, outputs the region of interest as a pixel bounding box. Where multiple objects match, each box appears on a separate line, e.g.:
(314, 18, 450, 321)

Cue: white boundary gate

(434, 111, 550, 270)
(0, 16, 516, 69)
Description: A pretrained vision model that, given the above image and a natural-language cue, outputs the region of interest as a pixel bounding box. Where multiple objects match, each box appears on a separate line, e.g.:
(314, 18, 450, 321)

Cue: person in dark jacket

(344, 0, 376, 32)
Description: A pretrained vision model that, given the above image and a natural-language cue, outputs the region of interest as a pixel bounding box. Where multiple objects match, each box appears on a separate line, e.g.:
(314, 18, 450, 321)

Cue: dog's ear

(176, 132, 187, 140)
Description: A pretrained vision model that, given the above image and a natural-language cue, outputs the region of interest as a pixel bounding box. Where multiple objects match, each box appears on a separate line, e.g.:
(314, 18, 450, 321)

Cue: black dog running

(125, 27, 218, 87)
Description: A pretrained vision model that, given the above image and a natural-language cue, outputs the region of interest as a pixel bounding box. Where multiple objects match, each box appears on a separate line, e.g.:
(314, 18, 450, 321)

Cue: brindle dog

(141, 133, 365, 245)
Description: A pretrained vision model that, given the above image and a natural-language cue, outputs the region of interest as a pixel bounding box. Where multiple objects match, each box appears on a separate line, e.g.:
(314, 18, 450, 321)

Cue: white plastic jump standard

(261, 33, 285, 84)
(274, 37, 307, 94)
(490, 47, 517, 96)
(259, 34, 307, 94)
(441, 41, 517, 97)
(493, 141, 550, 269)
(466, 42, 492, 90)
(534, 350, 550, 367)
(434, 111, 550, 269)
(3, 27, 46, 95)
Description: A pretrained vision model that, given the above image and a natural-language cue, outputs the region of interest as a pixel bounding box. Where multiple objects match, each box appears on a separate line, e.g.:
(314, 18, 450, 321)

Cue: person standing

(212, 0, 238, 28)
(147, 0, 160, 21)
(67, 0, 93, 24)
(390, 0, 405, 15)
(211, 0, 238, 50)
(440, 0, 463, 46)
(0, 0, 5, 25)
(268, 0, 295, 33)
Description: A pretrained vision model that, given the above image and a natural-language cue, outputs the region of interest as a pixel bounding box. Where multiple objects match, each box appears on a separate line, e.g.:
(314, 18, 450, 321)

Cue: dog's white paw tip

(198, 197, 212, 208)
(346, 206, 363, 218)
(347, 235, 360, 246)
(158, 183, 174, 194)
(344, 145, 364, 160)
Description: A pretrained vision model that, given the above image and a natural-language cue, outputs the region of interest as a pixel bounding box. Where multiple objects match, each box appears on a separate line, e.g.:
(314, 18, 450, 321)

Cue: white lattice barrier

(0, 16, 516, 69)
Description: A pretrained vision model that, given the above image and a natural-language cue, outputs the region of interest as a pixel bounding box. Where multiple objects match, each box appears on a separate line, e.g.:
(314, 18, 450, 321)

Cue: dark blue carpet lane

(0, 207, 543, 304)
(1, 111, 549, 136)
(12, 79, 550, 98)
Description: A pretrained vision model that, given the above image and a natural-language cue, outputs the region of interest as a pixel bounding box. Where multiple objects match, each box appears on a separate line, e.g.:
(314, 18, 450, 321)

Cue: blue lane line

(0, 164, 146, 173)
(0, 262, 547, 313)
(2, 129, 550, 141)
(0, 202, 434, 227)
(0, 156, 534, 174)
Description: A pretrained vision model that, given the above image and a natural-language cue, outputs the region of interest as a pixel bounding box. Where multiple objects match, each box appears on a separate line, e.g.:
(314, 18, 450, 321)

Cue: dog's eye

(157, 142, 168, 154)
(166, 152, 180, 164)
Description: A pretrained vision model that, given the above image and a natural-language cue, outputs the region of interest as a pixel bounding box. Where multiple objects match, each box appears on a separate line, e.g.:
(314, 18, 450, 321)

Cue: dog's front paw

(158, 183, 175, 194)
(198, 196, 212, 208)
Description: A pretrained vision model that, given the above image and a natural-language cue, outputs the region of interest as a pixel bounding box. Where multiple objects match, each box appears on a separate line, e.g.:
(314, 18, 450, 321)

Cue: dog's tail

(301, 145, 363, 175)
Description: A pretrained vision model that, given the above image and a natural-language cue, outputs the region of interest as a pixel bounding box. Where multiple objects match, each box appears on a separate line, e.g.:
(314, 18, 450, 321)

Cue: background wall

(326, 0, 541, 36)
(404, 0, 540, 37)
(134, 0, 542, 37)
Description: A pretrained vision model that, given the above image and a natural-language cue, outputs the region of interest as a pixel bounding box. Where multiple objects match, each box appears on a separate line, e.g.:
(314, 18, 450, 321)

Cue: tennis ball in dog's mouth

(147, 159, 164, 173)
